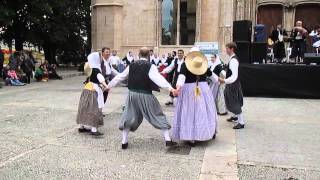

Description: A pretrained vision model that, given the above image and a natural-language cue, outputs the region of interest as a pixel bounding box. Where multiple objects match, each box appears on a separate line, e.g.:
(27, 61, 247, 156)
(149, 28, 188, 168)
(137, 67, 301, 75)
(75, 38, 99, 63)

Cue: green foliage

(0, 0, 91, 64)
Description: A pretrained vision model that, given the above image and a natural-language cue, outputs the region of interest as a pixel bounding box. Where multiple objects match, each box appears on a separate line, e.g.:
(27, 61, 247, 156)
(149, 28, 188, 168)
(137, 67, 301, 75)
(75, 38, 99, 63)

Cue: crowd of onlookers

(0, 48, 63, 88)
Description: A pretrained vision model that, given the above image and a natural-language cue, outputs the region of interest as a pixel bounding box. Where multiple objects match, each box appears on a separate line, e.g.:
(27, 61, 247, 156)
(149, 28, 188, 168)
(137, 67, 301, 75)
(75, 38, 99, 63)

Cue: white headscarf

(211, 55, 222, 71)
(126, 52, 134, 62)
(87, 52, 101, 70)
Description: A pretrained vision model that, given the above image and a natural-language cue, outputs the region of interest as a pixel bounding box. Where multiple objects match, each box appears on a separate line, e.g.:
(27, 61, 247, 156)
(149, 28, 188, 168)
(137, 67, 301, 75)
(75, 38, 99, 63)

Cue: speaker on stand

(251, 42, 268, 64)
(235, 41, 251, 64)
(233, 20, 252, 42)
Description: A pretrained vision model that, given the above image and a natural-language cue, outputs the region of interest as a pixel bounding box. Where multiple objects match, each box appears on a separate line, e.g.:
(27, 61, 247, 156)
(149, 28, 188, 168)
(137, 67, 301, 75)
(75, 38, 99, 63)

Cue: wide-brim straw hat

(84, 62, 92, 77)
(185, 51, 208, 75)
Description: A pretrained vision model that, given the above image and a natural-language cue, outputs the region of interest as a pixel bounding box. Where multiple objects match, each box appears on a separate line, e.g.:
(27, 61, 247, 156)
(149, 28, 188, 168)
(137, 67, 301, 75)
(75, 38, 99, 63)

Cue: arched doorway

(295, 3, 320, 31)
(295, 3, 320, 52)
(257, 4, 284, 37)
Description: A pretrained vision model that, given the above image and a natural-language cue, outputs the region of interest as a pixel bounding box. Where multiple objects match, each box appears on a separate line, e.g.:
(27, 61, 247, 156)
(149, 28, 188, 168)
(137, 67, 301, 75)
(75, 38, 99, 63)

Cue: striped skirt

(76, 89, 104, 128)
(172, 82, 218, 141)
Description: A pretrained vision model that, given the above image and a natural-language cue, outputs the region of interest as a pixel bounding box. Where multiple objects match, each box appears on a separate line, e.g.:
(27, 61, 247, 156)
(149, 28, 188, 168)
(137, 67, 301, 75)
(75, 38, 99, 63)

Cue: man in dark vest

(219, 42, 245, 129)
(108, 47, 177, 149)
(161, 49, 185, 106)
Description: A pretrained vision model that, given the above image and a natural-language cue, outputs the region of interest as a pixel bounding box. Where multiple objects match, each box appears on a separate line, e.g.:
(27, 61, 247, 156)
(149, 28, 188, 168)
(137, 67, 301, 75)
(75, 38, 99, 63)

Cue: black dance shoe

(90, 131, 104, 136)
(212, 134, 216, 140)
(165, 101, 174, 106)
(227, 116, 238, 122)
(233, 123, 245, 129)
(186, 141, 196, 147)
(122, 143, 128, 149)
(218, 112, 228, 116)
(78, 128, 91, 133)
(165, 141, 177, 147)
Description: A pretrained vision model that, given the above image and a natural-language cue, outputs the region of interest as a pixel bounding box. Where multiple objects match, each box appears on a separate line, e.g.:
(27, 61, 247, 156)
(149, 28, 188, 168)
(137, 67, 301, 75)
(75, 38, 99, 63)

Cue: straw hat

(185, 51, 208, 75)
(83, 62, 92, 77)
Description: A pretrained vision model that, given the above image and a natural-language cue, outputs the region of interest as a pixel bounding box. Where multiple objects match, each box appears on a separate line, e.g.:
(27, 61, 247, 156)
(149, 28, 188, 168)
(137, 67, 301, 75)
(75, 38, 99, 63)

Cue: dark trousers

(290, 40, 306, 61)
(273, 42, 286, 60)
(26, 73, 32, 84)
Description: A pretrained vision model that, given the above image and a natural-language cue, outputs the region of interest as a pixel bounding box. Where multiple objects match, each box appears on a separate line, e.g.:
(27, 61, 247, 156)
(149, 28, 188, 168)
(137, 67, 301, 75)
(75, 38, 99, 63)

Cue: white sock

(230, 112, 237, 118)
(122, 129, 129, 144)
(91, 127, 97, 133)
(162, 129, 171, 141)
(237, 113, 245, 125)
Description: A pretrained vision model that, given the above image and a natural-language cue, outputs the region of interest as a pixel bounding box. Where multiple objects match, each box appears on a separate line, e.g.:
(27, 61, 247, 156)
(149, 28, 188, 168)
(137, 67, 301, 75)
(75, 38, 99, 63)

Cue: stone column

(218, 0, 234, 59)
(199, 0, 220, 42)
(91, 0, 123, 51)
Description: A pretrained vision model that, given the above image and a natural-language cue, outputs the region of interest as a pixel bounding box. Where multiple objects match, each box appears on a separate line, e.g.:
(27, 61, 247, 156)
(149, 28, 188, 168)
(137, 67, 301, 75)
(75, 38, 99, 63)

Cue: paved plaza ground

(0, 75, 319, 180)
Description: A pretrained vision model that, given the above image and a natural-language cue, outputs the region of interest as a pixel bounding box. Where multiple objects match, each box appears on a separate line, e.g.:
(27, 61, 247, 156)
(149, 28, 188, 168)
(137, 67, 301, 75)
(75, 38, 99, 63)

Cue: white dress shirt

(109, 55, 121, 66)
(108, 58, 173, 91)
(103, 58, 119, 76)
(162, 58, 184, 73)
(224, 54, 239, 84)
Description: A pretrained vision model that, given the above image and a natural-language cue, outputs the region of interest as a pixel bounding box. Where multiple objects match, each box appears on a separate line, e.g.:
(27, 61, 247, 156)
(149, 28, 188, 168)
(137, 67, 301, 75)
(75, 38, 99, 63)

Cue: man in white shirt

(219, 42, 245, 129)
(100, 47, 119, 103)
(109, 50, 121, 71)
(161, 49, 185, 106)
(107, 47, 177, 149)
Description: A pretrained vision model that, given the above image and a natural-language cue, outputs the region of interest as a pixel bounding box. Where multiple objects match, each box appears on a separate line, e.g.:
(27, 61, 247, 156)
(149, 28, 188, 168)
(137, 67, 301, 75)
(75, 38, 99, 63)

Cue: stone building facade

(91, 0, 320, 57)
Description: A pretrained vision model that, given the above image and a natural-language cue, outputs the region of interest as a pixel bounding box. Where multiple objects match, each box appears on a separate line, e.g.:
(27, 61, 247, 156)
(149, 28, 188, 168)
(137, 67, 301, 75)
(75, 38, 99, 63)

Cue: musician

(311, 26, 320, 52)
(271, 24, 288, 63)
(290, 21, 308, 62)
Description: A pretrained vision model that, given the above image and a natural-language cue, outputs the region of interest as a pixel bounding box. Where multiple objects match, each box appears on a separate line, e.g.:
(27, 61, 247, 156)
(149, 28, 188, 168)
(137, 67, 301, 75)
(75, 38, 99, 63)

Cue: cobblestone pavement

(0, 76, 319, 180)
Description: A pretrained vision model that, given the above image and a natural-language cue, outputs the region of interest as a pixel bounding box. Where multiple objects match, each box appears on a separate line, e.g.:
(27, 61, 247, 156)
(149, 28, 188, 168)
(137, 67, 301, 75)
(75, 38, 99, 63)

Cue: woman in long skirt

(209, 54, 228, 115)
(172, 50, 218, 146)
(76, 52, 108, 136)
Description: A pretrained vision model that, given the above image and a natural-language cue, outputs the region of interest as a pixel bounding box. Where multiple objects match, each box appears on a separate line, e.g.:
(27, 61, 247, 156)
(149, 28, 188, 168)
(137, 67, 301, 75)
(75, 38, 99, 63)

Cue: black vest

(128, 60, 159, 93)
(226, 56, 240, 84)
(89, 68, 102, 84)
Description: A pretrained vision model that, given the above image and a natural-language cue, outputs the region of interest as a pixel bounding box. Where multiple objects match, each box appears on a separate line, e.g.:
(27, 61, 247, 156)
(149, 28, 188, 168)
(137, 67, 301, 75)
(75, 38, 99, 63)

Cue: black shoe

(78, 128, 91, 133)
(212, 134, 216, 140)
(233, 123, 245, 129)
(186, 141, 196, 147)
(122, 143, 128, 149)
(227, 116, 238, 122)
(91, 131, 104, 136)
(165, 102, 173, 106)
(166, 141, 177, 147)
(218, 112, 228, 116)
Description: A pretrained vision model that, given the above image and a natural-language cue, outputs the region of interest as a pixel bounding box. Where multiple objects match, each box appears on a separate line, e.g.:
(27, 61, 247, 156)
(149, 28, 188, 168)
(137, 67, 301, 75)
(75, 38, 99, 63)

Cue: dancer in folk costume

(161, 49, 185, 106)
(76, 52, 109, 136)
(107, 47, 177, 149)
(209, 54, 228, 115)
(172, 48, 218, 146)
(219, 42, 245, 129)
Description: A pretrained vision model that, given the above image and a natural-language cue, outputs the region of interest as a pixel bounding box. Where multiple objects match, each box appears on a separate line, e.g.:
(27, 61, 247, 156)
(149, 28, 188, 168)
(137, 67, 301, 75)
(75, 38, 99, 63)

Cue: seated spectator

(43, 61, 62, 80)
(6, 66, 26, 86)
(35, 64, 49, 82)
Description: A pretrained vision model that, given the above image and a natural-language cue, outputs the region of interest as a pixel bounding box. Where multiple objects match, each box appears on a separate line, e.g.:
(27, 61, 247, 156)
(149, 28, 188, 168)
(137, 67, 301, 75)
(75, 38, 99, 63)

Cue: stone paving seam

(238, 160, 320, 172)
(0, 143, 47, 168)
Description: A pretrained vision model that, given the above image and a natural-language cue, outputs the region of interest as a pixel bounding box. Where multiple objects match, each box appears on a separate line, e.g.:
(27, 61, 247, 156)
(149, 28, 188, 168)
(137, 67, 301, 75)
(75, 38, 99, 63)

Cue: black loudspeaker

(251, 42, 267, 63)
(235, 41, 251, 64)
(304, 53, 320, 65)
(233, 20, 252, 42)
(254, 24, 267, 42)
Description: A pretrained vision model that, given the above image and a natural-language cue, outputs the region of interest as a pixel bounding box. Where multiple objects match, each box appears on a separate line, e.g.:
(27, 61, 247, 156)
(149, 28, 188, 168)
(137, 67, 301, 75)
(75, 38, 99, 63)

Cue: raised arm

(108, 67, 129, 88)
(161, 60, 175, 74)
(148, 65, 173, 91)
